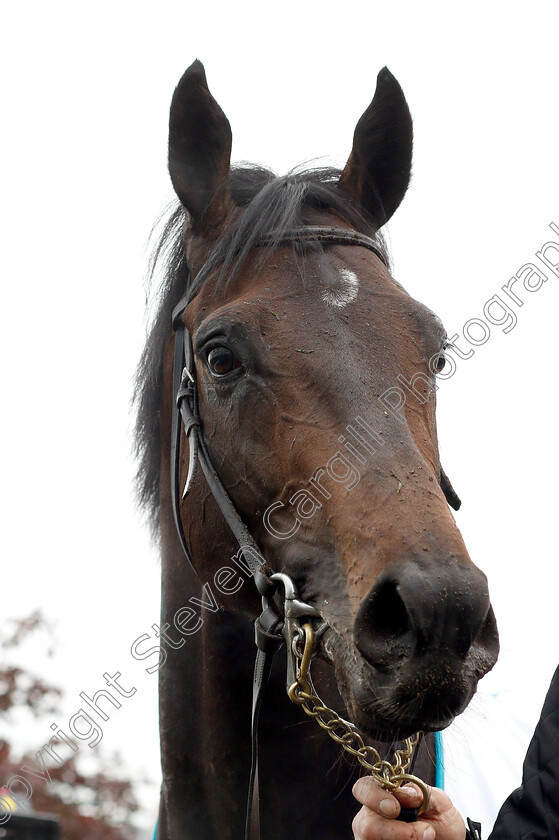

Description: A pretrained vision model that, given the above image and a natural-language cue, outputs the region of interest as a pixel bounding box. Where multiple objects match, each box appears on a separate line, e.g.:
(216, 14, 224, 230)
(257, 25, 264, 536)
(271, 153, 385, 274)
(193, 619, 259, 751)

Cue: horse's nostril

(355, 577, 412, 669)
(368, 580, 409, 639)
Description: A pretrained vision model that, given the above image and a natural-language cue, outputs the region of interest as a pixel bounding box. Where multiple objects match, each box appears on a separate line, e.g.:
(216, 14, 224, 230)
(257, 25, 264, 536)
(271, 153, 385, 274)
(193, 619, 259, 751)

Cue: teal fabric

(435, 731, 445, 789)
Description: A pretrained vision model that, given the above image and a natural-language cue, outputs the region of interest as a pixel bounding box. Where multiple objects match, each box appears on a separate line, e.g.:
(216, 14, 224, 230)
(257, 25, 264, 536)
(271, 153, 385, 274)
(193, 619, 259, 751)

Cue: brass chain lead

(288, 623, 430, 812)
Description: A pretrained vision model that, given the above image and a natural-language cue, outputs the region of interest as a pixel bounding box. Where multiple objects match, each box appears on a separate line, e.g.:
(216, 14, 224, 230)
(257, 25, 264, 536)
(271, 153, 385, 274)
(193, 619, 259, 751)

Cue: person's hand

(352, 778, 466, 840)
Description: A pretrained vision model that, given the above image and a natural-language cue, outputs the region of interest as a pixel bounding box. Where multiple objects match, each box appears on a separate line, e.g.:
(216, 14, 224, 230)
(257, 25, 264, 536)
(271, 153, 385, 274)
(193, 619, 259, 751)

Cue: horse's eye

(435, 354, 446, 373)
(207, 346, 241, 377)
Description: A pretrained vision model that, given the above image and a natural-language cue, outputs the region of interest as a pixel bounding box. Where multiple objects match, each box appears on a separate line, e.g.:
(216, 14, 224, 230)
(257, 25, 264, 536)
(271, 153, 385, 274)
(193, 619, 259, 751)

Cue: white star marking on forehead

(321, 268, 360, 308)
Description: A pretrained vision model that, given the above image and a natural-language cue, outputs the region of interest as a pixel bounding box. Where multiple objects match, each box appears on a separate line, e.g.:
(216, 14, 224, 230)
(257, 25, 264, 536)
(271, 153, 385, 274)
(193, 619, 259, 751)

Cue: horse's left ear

(168, 60, 232, 233)
(339, 68, 413, 228)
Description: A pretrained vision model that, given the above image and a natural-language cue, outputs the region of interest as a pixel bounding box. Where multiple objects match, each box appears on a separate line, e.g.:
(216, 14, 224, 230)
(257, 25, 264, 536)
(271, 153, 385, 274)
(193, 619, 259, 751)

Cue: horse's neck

(158, 544, 436, 839)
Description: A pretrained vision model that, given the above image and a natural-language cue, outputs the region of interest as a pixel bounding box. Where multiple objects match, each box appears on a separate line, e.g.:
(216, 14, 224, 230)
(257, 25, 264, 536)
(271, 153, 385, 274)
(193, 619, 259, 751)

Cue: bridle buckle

(262, 573, 325, 691)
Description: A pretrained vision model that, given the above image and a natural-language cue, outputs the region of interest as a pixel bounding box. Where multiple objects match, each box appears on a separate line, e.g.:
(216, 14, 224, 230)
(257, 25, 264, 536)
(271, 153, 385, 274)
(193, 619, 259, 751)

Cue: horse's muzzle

(351, 559, 499, 732)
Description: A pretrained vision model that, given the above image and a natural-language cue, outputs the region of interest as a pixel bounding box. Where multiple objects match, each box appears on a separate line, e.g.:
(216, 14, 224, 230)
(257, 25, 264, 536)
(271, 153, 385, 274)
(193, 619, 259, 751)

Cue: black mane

(133, 164, 390, 534)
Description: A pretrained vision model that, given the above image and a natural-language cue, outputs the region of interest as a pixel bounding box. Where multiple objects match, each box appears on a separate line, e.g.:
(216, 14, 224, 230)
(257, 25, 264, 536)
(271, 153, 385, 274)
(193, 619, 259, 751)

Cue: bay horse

(134, 60, 499, 840)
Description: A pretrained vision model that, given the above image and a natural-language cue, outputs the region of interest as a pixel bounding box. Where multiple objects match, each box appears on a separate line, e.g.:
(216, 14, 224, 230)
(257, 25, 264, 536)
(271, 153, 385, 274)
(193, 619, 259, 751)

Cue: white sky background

(2, 0, 559, 831)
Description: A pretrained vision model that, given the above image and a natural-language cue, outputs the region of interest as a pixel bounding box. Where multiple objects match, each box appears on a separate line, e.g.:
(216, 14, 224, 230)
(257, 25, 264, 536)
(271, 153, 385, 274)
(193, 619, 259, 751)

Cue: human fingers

(392, 784, 424, 810)
(393, 783, 459, 820)
(352, 805, 435, 840)
(352, 778, 402, 819)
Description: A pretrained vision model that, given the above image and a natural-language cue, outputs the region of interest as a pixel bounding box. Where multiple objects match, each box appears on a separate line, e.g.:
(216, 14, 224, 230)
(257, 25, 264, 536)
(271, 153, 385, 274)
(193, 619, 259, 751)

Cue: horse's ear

(168, 60, 232, 233)
(339, 68, 413, 228)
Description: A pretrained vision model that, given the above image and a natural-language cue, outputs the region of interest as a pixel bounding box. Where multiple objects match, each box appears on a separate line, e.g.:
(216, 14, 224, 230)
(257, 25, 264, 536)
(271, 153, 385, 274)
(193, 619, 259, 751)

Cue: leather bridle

(170, 225, 388, 586)
(169, 226, 426, 840)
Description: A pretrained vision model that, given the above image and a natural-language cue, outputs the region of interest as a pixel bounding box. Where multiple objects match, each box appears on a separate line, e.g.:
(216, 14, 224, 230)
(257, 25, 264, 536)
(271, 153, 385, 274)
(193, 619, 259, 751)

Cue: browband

(171, 226, 386, 327)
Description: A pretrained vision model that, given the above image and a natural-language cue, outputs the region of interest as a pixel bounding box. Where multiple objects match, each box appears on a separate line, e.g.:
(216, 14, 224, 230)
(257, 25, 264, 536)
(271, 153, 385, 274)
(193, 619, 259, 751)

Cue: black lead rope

(245, 606, 285, 840)
(247, 649, 273, 840)
(396, 732, 424, 823)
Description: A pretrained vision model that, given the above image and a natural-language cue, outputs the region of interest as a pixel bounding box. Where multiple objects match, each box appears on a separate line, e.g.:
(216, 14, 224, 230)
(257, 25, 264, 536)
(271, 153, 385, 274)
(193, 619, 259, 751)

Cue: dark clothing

(489, 666, 559, 840)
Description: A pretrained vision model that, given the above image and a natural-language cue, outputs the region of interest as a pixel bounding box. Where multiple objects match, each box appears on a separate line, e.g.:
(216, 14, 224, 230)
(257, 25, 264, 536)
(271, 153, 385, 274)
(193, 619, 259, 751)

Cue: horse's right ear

(338, 68, 413, 229)
(168, 60, 232, 233)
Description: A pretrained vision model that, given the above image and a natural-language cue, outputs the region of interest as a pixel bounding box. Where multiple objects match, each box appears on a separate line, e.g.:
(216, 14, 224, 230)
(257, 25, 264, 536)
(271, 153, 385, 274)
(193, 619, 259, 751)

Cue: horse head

(159, 60, 498, 741)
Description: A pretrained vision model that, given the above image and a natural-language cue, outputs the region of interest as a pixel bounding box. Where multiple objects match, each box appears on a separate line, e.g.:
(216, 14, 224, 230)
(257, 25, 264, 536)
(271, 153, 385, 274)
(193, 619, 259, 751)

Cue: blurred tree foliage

(0, 612, 140, 839)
